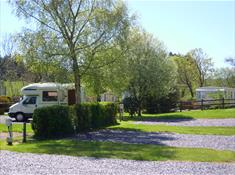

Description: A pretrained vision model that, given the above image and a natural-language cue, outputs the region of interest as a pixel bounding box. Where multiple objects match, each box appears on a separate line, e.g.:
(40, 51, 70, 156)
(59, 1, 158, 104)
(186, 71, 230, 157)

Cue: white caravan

(196, 87, 235, 100)
(8, 83, 85, 122)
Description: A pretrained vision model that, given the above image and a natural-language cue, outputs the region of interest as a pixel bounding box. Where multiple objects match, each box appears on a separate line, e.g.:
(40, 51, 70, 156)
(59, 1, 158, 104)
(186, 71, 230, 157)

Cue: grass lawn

(2, 122, 234, 136)
(124, 108, 235, 121)
(0, 108, 234, 162)
(0, 123, 33, 133)
(1, 138, 235, 162)
(109, 122, 235, 135)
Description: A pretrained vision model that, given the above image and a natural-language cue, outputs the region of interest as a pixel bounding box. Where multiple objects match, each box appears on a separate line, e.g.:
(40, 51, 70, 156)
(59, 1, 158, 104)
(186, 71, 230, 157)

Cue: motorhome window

(24, 88, 36, 91)
(43, 91, 58, 101)
(24, 96, 36, 104)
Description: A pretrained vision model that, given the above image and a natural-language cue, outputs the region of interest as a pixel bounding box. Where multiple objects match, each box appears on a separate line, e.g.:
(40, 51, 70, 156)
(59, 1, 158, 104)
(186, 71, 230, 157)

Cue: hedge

(32, 103, 118, 138)
(32, 105, 73, 138)
(72, 102, 118, 132)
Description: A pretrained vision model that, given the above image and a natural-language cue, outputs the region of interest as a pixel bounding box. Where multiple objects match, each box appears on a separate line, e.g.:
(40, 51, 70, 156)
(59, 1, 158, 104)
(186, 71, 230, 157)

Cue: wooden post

(179, 101, 182, 112)
(201, 99, 204, 111)
(222, 97, 225, 109)
(23, 122, 26, 143)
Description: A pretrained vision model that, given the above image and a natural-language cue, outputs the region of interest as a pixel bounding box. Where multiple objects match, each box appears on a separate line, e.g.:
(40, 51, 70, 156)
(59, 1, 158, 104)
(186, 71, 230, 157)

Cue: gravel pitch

(1, 151, 234, 175)
(76, 130, 235, 151)
(133, 118, 235, 127)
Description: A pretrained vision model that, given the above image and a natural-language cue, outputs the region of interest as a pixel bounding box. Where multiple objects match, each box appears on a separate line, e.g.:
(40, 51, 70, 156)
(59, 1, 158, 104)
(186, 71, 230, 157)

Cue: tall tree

(212, 68, 235, 87)
(124, 30, 176, 116)
(82, 40, 130, 99)
(17, 30, 72, 82)
(11, 0, 130, 104)
(173, 55, 198, 98)
(188, 48, 214, 87)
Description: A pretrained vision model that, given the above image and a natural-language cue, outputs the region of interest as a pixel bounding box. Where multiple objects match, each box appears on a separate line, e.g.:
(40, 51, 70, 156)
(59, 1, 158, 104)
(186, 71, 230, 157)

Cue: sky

(0, 0, 234, 68)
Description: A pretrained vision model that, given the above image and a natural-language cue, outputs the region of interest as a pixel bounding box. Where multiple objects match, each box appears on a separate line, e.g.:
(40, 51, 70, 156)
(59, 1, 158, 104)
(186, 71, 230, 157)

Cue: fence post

(222, 97, 225, 109)
(23, 122, 26, 143)
(179, 101, 182, 112)
(201, 99, 204, 110)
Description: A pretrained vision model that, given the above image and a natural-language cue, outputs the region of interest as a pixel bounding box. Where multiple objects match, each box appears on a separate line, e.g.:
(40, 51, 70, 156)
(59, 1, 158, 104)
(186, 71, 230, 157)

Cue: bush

(71, 103, 92, 132)
(72, 102, 118, 132)
(32, 103, 118, 137)
(0, 96, 11, 114)
(122, 97, 138, 116)
(0, 96, 11, 103)
(32, 105, 74, 138)
(143, 91, 179, 114)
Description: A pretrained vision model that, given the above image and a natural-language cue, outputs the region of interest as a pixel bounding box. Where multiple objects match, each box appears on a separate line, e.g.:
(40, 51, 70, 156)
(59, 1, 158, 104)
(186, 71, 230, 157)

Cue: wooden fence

(178, 98, 235, 111)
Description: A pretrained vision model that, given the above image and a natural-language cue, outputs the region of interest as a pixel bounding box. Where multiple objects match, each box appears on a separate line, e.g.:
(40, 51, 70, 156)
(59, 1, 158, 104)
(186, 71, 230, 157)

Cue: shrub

(0, 96, 11, 103)
(143, 90, 180, 114)
(32, 103, 118, 137)
(73, 102, 118, 132)
(103, 103, 118, 125)
(71, 103, 92, 132)
(122, 97, 138, 116)
(32, 105, 73, 138)
(0, 96, 11, 114)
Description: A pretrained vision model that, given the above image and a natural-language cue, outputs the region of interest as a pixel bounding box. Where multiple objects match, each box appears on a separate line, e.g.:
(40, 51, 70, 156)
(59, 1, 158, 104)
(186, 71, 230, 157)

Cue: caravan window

(42, 91, 58, 101)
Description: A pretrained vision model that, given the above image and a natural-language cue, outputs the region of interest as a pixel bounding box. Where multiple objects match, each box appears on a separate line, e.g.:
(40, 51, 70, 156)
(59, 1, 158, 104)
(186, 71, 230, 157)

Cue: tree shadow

(75, 129, 176, 146)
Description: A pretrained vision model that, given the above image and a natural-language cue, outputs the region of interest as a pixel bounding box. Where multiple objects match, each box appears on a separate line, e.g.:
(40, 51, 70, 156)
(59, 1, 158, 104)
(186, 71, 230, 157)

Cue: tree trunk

(138, 107, 141, 117)
(72, 58, 81, 105)
(188, 85, 194, 98)
(96, 94, 101, 102)
(137, 101, 142, 117)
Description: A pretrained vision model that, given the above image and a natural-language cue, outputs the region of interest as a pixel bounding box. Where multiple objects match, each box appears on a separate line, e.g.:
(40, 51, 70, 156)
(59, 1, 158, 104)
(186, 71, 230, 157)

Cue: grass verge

(0, 123, 33, 133)
(109, 122, 235, 135)
(124, 108, 235, 120)
(0, 139, 234, 162)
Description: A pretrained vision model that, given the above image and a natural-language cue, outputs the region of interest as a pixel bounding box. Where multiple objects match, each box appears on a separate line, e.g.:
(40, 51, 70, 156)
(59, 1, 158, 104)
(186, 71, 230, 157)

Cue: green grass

(124, 108, 235, 121)
(1, 139, 234, 162)
(109, 122, 235, 135)
(0, 123, 33, 133)
(0, 108, 234, 162)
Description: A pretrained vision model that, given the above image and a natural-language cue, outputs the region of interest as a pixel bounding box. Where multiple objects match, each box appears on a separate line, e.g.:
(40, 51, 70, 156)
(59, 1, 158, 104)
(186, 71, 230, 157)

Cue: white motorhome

(8, 83, 85, 122)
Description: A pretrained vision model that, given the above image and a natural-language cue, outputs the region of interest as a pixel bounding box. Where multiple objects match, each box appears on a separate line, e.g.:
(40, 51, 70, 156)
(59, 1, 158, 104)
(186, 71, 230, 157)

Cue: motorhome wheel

(16, 113, 25, 122)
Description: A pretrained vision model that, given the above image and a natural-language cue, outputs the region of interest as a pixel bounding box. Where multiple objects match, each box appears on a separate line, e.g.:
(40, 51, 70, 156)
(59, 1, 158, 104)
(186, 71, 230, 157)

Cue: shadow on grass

(28, 139, 176, 161)
(124, 114, 195, 122)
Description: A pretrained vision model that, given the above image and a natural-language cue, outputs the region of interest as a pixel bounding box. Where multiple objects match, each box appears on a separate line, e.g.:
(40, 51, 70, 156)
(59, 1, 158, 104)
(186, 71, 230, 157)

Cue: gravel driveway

(1, 151, 234, 175)
(76, 130, 235, 151)
(134, 118, 235, 127)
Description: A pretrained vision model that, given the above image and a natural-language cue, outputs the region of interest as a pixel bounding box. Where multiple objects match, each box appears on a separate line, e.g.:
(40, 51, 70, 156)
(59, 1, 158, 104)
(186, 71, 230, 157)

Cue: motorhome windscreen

(24, 96, 37, 104)
(42, 91, 58, 101)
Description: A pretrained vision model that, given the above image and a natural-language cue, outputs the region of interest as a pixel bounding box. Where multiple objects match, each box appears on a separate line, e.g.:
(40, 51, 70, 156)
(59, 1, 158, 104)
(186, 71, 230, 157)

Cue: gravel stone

(76, 130, 235, 151)
(133, 119, 235, 127)
(0, 151, 234, 175)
